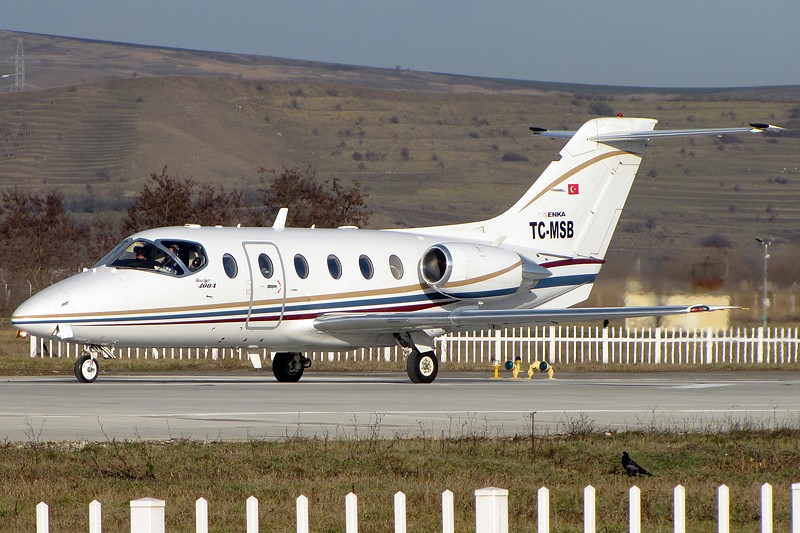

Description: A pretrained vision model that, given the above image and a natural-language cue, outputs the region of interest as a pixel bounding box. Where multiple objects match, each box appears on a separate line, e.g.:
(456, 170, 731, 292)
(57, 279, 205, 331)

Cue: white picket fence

(34, 483, 800, 533)
(29, 325, 800, 366)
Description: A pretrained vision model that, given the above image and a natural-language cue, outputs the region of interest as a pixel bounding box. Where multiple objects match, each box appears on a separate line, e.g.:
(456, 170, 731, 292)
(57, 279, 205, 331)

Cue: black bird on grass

(621, 451, 653, 476)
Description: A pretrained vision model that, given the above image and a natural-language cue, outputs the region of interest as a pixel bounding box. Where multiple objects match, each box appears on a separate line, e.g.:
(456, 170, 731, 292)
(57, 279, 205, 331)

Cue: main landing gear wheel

(272, 352, 310, 383)
(406, 350, 438, 383)
(74, 354, 99, 383)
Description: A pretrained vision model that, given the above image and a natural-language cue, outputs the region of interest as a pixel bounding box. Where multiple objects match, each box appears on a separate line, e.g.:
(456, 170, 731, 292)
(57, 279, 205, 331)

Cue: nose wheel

(74, 354, 99, 383)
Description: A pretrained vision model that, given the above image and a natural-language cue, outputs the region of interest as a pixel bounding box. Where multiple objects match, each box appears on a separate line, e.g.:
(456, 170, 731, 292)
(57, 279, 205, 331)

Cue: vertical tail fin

(488, 117, 657, 259)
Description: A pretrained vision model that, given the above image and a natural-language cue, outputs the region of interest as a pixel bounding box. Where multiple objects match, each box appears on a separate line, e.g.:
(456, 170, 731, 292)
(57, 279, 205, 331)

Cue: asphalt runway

(1, 371, 798, 442)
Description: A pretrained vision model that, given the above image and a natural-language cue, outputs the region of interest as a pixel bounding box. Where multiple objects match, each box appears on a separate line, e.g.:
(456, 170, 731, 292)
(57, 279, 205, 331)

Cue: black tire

(271, 352, 304, 383)
(406, 350, 438, 383)
(74, 354, 99, 383)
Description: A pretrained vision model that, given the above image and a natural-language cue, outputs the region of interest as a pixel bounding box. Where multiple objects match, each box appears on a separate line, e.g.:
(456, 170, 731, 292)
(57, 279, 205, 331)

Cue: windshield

(97, 238, 207, 276)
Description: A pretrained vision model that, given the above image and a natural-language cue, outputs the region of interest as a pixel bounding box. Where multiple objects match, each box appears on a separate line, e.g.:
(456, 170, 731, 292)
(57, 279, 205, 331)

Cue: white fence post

(442, 489, 454, 533)
(246, 496, 259, 533)
(629, 486, 641, 533)
(394, 491, 407, 533)
(89, 499, 102, 533)
(584, 485, 595, 533)
(706, 326, 714, 365)
(538, 486, 550, 533)
(297, 495, 309, 533)
(493, 329, 502, 367)
(196, 497, 208, 533)
(36, 502, 49, 533)
(475, 486, 508, 533)
(792, 482, 800, 533)
(718, 484, 729, 533)
(674, 485, 686, 533)
(130, 497, 165, 533)
(654, 327, 662, 364)
(762, 483, 773, 533)
(346, 492, 358, 533)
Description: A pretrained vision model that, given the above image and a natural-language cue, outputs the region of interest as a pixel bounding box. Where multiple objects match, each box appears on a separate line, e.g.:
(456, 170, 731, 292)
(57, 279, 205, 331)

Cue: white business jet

(11, 116, 782, 383)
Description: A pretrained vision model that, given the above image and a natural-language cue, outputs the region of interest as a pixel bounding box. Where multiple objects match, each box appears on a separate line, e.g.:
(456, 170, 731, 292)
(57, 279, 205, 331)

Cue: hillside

(2, 30, 800, 319)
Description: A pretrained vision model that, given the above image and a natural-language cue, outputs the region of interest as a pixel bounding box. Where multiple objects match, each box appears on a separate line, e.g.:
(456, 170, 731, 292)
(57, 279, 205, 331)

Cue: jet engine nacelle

(419, 242, 549, 300)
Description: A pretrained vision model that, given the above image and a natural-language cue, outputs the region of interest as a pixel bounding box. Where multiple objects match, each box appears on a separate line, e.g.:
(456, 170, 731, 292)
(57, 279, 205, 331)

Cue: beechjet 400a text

(11, 116, 783, 383)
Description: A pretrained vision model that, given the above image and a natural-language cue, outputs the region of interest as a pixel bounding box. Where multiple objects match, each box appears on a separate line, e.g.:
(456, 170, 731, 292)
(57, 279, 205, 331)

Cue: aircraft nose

(11, 287, 71, 338)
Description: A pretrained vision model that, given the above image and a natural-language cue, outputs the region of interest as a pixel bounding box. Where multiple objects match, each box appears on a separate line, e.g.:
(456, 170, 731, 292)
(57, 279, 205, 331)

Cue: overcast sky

(5, 0, 800, 88)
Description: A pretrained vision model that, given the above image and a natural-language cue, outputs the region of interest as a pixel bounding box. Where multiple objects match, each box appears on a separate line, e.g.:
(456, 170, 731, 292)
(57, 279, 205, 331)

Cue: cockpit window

(101, 238, 207, 276)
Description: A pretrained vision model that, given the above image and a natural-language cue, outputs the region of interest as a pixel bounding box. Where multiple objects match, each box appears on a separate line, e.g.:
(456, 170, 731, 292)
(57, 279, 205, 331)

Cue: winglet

(272, 207, 288, 231)
(529, 126, 575, 139)
(748, 122, 786, 132)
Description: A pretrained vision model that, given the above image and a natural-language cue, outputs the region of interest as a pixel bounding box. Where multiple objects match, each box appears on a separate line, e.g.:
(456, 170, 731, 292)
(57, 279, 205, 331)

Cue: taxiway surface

(1, 371, 798, 441)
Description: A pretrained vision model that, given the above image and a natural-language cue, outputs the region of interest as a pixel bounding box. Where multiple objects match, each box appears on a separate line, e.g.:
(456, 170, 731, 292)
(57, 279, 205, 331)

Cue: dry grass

(1, 423, 799, 532)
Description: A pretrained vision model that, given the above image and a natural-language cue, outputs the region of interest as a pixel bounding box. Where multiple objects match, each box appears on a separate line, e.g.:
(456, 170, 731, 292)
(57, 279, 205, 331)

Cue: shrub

(589, 101, 614, 116)
(699, 233, 734, 249)
(501, 152, 529, 162)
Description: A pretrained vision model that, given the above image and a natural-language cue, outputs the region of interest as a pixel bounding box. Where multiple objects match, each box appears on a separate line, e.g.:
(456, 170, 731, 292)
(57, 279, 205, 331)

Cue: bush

(501, 152, 529, 162)
(589, 101, 614, 116)
(699, 233, 734, 249)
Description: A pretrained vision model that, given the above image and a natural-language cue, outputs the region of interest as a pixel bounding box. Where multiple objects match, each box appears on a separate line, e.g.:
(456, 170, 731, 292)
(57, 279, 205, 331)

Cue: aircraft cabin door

(243, 242, 286, 330)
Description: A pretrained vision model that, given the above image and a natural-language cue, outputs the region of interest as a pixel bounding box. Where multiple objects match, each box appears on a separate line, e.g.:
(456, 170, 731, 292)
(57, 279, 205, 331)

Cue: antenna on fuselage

(272, 207, 288, 231)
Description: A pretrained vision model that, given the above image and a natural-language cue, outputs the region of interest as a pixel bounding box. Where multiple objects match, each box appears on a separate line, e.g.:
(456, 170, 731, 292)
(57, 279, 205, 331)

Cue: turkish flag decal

(568, 183, 579, 195)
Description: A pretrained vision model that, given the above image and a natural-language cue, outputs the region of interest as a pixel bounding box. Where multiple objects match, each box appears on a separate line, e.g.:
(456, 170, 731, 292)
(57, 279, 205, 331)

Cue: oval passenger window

(389, 254, 404, 280)
(258, 253, 274, 279)
(359, 254, 374, 280)
(327, 254, 342, 280)
(222, 253, 238, 278)
(294, 254, 309, 279)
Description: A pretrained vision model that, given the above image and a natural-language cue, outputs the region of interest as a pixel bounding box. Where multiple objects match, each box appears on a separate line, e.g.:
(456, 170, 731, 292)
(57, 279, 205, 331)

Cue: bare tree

(123, 166, 195, 233)
(251, 166, 371, 228)
(123, 166, 243, 232)
(0, 189, 86, 304)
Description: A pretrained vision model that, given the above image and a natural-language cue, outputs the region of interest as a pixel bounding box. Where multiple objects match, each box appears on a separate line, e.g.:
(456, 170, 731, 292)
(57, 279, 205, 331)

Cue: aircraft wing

(313, 305, 734, 334)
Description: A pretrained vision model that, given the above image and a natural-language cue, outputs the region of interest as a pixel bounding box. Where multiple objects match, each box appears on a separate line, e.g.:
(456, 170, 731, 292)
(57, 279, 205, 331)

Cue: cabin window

(294, 254, 309, 279)
(327, 254, 342, 280)
(358, 254, 374, 280)
(258, 254, 274, 279)
(222, 254, 238, 278)
(389, 254, 404, 280)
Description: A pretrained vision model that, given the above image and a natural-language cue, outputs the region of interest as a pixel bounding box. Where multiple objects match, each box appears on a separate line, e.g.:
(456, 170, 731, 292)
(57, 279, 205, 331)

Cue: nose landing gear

(73, 346, 114, 383)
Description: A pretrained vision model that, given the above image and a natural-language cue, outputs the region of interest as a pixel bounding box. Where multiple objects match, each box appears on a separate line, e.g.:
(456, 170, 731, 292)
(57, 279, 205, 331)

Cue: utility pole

(14, 38, 25, 91)
(755, 237, 772, 330)
(1, 38, 33, 91)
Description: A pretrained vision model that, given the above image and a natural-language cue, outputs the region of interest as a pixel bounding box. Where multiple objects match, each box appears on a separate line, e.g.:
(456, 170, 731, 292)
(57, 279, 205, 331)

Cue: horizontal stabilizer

(314, 305, 737, 334)
(530, 122, 784, 143)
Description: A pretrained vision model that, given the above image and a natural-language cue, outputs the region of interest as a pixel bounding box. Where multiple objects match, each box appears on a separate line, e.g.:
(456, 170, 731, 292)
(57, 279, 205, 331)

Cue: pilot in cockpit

(132, 245, 155, 269)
